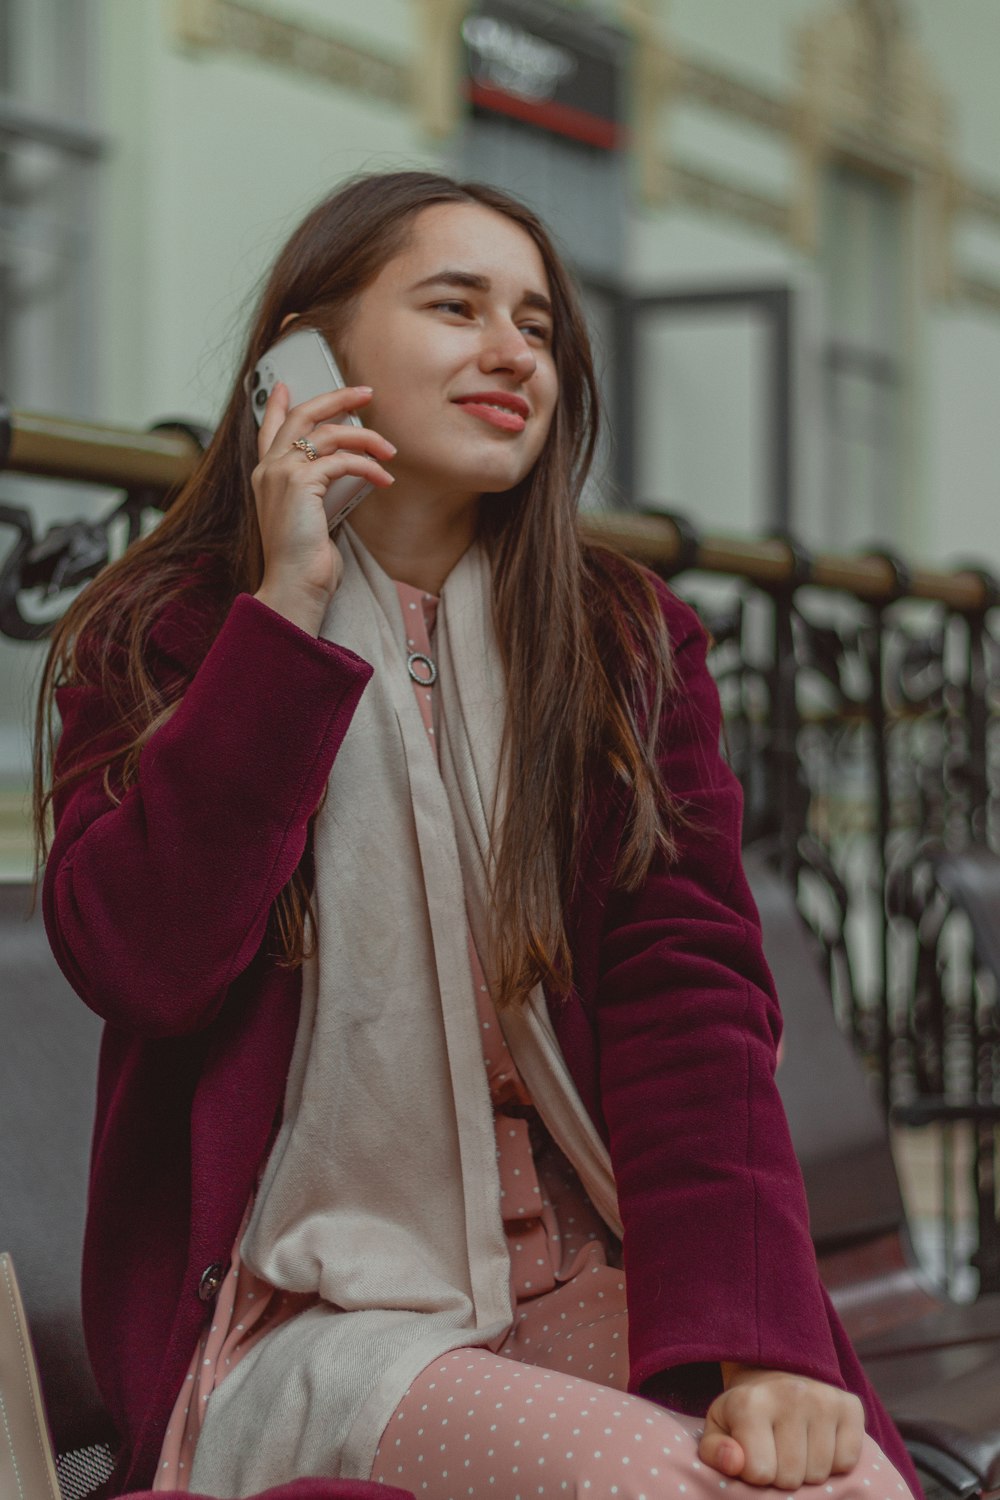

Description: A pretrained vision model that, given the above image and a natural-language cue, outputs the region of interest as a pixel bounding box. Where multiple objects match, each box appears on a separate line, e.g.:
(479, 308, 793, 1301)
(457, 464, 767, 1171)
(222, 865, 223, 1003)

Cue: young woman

(35, 171, 922, 1500)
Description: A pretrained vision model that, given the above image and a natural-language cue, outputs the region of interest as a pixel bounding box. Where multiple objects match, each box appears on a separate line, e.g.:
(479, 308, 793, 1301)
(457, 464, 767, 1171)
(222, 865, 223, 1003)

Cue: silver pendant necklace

(407, 651, 437, 686)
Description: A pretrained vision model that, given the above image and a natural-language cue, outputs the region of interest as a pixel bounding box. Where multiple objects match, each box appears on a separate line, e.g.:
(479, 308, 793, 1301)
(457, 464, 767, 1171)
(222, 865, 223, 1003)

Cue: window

(821, 159, 907, 549)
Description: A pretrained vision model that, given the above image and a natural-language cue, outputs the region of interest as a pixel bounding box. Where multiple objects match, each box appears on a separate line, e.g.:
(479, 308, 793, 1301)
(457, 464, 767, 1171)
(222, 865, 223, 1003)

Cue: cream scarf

(189, 523, 621, 1496)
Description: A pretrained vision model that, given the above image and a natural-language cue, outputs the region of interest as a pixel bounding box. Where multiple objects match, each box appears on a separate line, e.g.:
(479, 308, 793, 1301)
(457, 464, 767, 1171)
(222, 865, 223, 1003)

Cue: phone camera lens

(251, 370, 261, 390)
(255, 387, 268, 409)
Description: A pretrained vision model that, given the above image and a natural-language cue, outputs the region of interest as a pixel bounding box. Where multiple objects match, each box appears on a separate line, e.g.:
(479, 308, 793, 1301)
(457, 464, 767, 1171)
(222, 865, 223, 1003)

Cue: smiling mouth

(453, 395, 528, 432)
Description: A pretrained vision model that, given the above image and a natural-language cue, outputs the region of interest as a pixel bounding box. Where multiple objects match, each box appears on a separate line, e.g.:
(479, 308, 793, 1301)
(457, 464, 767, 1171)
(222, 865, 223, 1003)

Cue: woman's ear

(278, 312, 300, 334)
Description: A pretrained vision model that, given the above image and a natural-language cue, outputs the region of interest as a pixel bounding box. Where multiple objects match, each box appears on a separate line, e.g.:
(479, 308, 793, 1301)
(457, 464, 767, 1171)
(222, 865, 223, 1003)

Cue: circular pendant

(407, 651, 438, 686)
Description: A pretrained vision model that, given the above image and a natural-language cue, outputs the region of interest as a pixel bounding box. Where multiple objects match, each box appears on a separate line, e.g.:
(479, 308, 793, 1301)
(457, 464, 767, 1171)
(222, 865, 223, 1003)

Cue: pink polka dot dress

(155, 580, 915, 1500)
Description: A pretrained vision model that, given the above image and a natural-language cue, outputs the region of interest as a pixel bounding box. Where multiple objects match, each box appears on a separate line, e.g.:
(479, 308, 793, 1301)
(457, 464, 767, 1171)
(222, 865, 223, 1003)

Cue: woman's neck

(346, 487, 481, 594)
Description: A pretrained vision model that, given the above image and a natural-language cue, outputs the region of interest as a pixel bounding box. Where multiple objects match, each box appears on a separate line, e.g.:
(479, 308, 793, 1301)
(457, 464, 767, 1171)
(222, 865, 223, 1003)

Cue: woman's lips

(454, 401, 526, 433)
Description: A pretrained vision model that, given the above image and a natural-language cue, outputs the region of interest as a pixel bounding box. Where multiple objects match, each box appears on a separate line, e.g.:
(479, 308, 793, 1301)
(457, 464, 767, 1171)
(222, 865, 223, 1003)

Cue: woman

(35, 171, 921, 1500)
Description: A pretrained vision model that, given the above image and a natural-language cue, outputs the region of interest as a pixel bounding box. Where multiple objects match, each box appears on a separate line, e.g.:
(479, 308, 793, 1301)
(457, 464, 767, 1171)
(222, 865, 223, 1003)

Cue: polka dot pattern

(155, 1197, 316, 1488)
(398, 578, 439, 746)
(370, 1348, 913, 1500)
(154, 575, 628, 1494)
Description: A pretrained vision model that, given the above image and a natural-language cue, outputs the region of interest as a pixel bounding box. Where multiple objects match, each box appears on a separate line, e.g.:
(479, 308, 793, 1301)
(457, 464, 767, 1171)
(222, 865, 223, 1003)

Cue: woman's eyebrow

(407, 269, 553, 317)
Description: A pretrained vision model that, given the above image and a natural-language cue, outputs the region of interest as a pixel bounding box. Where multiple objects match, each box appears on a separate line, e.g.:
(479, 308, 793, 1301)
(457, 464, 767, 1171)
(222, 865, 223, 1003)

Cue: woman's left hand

(699, 1364, 865, 1489)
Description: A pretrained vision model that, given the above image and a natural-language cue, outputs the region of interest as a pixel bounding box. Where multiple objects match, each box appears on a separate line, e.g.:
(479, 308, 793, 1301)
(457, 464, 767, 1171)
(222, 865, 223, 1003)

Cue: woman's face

(337, 202, 560, 502)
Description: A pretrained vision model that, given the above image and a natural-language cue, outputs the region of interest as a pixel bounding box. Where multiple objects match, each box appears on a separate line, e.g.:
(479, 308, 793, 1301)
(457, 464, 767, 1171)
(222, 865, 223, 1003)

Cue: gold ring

(292, 437, 319, 461)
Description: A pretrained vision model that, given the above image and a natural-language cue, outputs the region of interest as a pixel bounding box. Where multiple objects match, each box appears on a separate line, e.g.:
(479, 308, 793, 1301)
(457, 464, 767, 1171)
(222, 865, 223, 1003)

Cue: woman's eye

(430, 302, 551, 343)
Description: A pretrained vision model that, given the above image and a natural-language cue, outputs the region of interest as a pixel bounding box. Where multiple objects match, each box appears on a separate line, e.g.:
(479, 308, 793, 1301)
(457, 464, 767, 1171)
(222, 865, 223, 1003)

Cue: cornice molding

(674, 58, 790, 135)
(667, 164, 791, 240)
(174, 0, 406, 106)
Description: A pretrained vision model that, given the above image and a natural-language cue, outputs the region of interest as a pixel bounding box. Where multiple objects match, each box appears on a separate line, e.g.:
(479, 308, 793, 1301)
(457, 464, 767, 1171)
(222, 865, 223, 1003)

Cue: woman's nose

(479, 327, 537, 380)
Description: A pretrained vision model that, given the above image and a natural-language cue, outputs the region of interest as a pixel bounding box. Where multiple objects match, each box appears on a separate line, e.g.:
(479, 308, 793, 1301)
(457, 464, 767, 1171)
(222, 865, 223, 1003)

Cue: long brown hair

(33, 170, 680, 1007)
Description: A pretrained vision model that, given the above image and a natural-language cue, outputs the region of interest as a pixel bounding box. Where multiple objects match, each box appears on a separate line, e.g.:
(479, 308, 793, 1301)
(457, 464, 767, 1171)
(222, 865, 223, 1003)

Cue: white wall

(97, 0, 446, 430)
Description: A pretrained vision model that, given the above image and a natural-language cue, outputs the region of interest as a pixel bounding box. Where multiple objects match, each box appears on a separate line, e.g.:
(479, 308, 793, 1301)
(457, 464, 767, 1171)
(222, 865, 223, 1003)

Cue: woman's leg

(368, 1347, 915, 1500)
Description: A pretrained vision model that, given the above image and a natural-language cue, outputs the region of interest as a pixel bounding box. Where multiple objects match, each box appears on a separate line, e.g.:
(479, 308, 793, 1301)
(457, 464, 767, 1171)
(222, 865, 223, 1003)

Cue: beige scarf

(190, 523, 621, 1495)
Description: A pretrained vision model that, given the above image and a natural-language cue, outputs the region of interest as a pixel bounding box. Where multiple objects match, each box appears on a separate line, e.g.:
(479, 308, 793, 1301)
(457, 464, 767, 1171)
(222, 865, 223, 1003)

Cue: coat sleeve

(596, 587, 844, 1410)
(43, 592, 373, 1038)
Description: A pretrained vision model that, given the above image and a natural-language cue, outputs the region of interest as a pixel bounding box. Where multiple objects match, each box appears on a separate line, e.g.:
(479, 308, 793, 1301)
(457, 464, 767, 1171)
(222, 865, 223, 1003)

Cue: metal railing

(4, 402, 1000, 1295)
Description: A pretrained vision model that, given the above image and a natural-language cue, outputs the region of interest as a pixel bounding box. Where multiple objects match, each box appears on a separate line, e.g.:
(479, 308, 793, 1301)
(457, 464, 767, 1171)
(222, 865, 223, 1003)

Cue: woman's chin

(411, 461, 535, 502)
(457, 451, 540, 496)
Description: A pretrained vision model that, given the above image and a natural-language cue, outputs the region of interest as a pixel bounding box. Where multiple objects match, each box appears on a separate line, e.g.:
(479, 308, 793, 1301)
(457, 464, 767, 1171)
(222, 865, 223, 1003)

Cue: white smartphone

(247, 326, 374, 531)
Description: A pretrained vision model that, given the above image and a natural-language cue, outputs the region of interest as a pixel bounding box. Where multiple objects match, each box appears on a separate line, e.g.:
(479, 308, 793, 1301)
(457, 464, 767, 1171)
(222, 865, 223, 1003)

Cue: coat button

(197, 1262, 224, 1302)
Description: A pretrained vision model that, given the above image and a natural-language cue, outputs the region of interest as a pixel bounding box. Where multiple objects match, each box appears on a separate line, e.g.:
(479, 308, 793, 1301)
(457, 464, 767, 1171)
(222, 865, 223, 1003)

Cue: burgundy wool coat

(42, 564, 921, 1500)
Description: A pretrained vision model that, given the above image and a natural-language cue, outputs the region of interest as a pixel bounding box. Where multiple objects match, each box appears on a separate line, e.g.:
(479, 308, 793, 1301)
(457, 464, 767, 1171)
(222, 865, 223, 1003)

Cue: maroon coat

(43, 568, 921, 1500)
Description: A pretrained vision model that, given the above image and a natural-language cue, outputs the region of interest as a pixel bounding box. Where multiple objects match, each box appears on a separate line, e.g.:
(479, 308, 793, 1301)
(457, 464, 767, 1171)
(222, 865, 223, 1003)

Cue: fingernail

(357, 385, 373, 394)
(385, 442, 398, 455)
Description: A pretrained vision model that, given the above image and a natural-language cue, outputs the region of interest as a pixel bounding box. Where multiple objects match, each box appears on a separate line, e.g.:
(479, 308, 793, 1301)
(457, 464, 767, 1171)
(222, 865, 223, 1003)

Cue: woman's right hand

(251, 381, 396, 635)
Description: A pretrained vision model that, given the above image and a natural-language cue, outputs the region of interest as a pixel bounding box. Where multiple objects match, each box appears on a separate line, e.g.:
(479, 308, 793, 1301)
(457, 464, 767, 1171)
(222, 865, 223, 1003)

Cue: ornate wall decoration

(795, 0, 951, 165)
(171, 0, 1000, 312)
(623, 0, 1000, 313)
(414, 0, 468, 138)
(675, 57, 790, 136)
(174, 0, 407, 108)
(667, 165, 790, 240)
(791, 0, 954, 289)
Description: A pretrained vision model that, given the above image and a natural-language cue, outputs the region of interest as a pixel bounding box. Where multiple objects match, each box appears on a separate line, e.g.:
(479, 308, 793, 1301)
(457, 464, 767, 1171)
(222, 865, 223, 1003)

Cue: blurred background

(5, 0, 1000, 1300)
(3, 0, 1000, 845)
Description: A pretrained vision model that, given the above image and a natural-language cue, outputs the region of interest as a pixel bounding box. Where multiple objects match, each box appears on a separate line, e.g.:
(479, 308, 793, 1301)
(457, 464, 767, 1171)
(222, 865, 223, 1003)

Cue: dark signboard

(462, 0, 628, 151)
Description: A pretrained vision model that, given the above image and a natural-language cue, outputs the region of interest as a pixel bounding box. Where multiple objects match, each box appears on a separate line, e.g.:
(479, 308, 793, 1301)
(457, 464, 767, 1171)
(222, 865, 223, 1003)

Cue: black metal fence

(3, 403, 1000, 1298)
